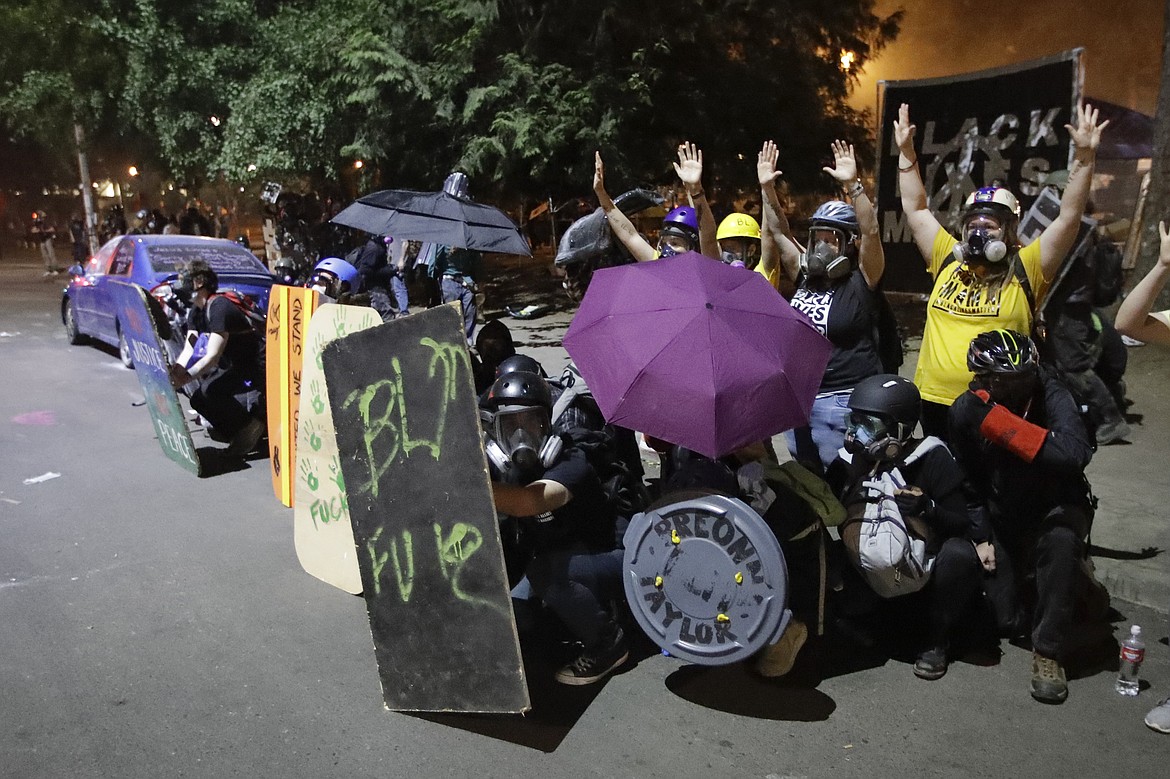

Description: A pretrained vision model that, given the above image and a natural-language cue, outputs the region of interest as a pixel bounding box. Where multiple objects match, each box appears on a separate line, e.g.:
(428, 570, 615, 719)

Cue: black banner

(321, 303, 528, 714)
(876, 50, 1083, 292)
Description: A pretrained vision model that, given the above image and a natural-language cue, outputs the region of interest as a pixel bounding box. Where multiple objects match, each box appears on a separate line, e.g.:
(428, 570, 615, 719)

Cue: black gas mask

(972, 371, 1036, 416)
(802, 227, 852, 280)
(843, 411, 907, 463)
(484, 405, 563, 484)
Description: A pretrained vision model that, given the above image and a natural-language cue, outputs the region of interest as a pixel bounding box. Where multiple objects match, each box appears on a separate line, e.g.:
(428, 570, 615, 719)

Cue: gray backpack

(840, 437, 946, 598)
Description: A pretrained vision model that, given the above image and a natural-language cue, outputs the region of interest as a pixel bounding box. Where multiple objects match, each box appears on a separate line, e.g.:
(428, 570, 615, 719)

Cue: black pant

(926, 537, 985, 647)
(188, 366, 263, 438)
(517, 543, 625, 646)
(983, 503, 1090, 660)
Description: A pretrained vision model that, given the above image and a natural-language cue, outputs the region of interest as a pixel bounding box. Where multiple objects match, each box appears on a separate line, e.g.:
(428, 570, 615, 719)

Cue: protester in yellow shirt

(892, 102, 1108, 439)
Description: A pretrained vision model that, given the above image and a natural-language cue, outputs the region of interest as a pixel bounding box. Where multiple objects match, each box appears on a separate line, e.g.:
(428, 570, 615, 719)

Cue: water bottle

(1115, 624, 1145, 696)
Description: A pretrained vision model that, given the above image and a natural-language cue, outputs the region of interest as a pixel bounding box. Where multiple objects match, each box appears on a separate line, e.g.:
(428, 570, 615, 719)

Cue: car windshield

(146, 243, 269, 275)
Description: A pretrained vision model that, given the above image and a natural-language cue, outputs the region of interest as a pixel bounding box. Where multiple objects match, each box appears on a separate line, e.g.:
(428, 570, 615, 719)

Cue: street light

(128, 166, 139, 177)
(354, 160, 364, 169)
(840, 50, 856, 71)
(209, 115, 221, 127)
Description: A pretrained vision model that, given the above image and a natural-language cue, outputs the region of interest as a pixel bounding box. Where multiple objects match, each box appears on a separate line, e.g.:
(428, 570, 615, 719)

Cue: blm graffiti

(875, 50, 1082, 292)
(321, 304, 527, 714)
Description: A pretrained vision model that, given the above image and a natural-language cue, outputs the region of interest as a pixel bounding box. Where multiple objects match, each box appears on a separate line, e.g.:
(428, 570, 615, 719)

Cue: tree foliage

(1, 0, 901, 201)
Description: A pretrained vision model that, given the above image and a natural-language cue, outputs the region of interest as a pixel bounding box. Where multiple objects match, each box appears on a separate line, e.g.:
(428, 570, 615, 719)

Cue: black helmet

(486, 370, 552, 412)
(494, 354, 546, 379)
(848, 374, 921, 431)
(967, 329, 1039, 376)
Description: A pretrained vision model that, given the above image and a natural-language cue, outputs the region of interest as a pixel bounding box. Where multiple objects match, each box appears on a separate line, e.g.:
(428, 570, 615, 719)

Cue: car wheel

(63, 299, 87, 345)
(117, 325, 134, 369)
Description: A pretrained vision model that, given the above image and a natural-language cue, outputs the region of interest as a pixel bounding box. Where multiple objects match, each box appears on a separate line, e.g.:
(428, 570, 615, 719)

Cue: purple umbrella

(562, 252, 831, 459)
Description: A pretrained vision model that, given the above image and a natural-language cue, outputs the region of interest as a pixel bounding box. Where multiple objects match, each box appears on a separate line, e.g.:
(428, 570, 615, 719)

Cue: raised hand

(593, 151, 607, 197)
(822, 140, 858, 184)
(1066, 101, 1109, 153)
(757, 140, 783, 186)
(1159, 220, 1170, 267)
(673, 141, 704, 193)
(893, 102, 916, 157)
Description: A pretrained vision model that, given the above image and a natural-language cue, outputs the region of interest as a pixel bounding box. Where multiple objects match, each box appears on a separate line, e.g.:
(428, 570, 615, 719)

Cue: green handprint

(309, 379, 325, 414)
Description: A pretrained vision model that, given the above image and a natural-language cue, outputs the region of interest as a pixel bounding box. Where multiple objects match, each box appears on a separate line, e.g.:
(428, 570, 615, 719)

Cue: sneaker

(1095, 419, 1131, 445)
(225, 417, 266, 457)
(914, 646, 948, 680)
(554, 625, 628, 686)
(1030, 652, 1068, 703)
(756, 618, 808, 678)
(1144, 698, 1170, 733)
(1121, 335, 1145, 347)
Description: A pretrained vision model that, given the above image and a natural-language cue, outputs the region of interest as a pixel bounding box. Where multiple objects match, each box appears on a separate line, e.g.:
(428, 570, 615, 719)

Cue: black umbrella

(331, 189, 531, 256)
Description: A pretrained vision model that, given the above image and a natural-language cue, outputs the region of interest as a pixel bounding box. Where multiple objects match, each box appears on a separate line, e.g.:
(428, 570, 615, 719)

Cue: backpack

(211, 290, 266, 333)
(873, 288, 904, 373)
(839, 437, 945, 598)
(1090, 238, 1124, 308)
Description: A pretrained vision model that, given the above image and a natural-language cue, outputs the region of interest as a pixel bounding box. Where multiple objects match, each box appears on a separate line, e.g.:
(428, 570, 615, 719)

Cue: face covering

(803, 241, 851, 279)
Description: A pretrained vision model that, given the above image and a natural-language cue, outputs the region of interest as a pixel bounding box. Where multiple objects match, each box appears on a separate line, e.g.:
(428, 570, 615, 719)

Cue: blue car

(62, 234, 275, 367)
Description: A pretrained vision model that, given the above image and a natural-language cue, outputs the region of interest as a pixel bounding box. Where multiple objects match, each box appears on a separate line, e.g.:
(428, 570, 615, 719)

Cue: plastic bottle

(1116, 624, 1145, 696)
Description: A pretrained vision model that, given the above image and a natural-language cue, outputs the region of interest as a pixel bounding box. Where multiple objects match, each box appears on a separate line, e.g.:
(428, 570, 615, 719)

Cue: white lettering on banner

(130, 340, 166, 372)
(155, 417, 196, 464)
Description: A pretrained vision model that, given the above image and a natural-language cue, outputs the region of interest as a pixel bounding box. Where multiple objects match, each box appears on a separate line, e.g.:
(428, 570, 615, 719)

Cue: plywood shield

(265, 284, 321, 505)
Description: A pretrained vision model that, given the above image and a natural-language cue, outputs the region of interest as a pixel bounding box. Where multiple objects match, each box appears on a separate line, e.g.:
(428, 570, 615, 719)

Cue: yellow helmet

(716, 213, 761, 242)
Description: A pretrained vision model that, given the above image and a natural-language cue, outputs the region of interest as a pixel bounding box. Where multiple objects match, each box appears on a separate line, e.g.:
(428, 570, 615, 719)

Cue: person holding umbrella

(892, 101, 1108, 439)
(756, 139, 888, 476)
(593, 143, 719, 261)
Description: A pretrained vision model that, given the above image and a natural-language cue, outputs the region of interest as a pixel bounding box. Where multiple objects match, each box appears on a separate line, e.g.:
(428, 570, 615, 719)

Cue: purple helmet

(663, 205, 699, 232)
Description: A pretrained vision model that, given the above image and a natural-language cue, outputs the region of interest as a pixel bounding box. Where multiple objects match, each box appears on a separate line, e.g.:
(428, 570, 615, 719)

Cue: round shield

(623, 493, 790, 665)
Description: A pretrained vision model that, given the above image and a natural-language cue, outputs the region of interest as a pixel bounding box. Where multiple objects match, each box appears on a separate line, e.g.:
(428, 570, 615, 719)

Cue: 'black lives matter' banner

(876, 50, 1083, 292)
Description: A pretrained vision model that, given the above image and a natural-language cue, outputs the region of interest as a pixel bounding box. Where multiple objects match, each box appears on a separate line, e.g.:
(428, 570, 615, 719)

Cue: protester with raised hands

(893, 101, 1109, 438)
(1116, 220, 1170, 347)
(757, 138, 889, 475)
(593, 143, 718, 262)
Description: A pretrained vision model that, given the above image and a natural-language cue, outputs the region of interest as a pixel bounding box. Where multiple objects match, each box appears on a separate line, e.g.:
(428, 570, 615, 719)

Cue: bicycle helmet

(967, 329, 1039, 376)
(809, 200, 859, 236)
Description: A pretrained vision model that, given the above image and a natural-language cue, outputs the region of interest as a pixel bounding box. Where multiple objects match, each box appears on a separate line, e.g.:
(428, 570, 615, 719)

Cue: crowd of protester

(87, 100, 1168, 727)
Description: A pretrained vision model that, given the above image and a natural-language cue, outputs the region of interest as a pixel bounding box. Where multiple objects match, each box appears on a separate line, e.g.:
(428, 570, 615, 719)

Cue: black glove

(894, 489, 934, 518)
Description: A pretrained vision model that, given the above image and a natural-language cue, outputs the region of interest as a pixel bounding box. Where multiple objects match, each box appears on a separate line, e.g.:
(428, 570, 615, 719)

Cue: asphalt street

(3, 251, 1170, 778)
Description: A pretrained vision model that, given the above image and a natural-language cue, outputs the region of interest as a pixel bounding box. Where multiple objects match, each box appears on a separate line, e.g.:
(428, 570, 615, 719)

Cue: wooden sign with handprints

(322, 303, 528, 714)
(266, 284, 321, 506)
(109, 282, 201, 476)
(293, 303, 383, 594)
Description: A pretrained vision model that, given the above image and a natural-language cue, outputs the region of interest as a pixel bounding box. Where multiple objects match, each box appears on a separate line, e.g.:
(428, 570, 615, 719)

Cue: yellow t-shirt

(914, 228, 1047, 406)
(756, 261, 783, 292)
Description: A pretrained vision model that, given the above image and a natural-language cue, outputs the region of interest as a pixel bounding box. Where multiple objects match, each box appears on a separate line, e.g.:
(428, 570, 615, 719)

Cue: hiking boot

(913, 646, 948, 680)
(1094, 419, 1130, 445)
(1144, 698, 1170, 733)
(226, 417, 266, 457)
(756, 618, 808, 678)
(1030, 652, 1068, 703)
(555, 624, 628, 686)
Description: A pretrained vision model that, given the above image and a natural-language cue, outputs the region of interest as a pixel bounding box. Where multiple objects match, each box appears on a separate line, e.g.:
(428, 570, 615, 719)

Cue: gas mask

(801, 229, 852, 280)
(484, 405, 563, 483)
(953, 221, 1008, 263)
(171, 271, 195, 305)
(843, 411, 906, 463)
(656, 230, 692, 259)
(308, 270, 342, 302)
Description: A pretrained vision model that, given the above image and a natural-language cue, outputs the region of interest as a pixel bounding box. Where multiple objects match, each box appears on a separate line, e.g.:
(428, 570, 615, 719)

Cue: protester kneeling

(828, 374, 990, 681)
(948, 330, 1098, 704)
(485, 371, 629, 686)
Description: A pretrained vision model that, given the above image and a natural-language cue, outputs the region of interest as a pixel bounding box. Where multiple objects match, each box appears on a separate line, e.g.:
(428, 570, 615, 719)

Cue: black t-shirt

(516, 446, 615, 551)
(790, 268, 884, 392)
(189, 295, 265, 377)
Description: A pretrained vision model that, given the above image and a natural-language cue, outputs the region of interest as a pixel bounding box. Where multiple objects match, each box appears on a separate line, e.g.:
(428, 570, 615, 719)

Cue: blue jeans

(441, 276, 476, 341)
(511, 544, 625, 645)
(785, 390, 852, 476)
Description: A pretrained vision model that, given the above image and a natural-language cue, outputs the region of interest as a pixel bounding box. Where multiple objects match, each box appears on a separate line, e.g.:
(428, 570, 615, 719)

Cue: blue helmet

(311, 256, 359, 293)
(809, 200, 859, 236)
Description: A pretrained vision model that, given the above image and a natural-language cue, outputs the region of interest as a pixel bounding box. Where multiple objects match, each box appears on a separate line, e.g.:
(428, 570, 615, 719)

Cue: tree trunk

(1133, 0, 1170, 309)
(74, 123, 99, 255)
